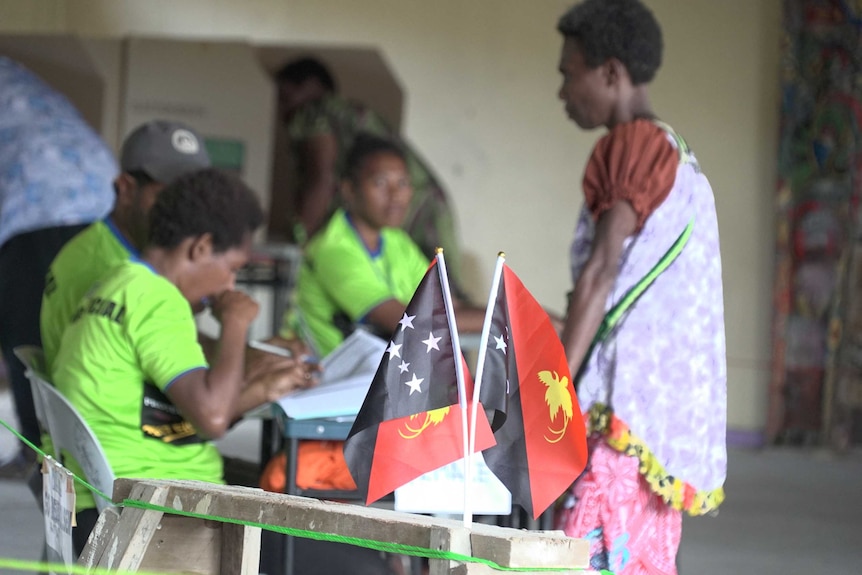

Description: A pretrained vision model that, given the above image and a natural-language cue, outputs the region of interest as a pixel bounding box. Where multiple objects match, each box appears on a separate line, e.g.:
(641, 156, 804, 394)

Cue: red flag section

(368, 404, 495, 504)
(344, 259, 496, 505)
(479, 264, 588, 518)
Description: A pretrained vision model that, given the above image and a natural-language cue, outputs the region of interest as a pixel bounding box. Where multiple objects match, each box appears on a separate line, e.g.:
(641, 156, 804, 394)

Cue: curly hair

(148, 168, 264, 252)
(343, 133, 407, 183)
(276, 57, 337, 92)
(558, 0, 663, 85)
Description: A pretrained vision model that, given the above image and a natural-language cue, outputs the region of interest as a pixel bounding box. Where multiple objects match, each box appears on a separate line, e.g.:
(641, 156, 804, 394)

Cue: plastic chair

(13, 345, 116, 512)
(12, 345, 50, 435)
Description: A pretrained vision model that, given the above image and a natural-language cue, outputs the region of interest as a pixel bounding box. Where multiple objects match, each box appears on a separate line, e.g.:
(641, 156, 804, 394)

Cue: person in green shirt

(52, 168, 316, 555)
(282, 134, 484, 357)
(41, 120, 212, 371)
(272, 57, 466, 295)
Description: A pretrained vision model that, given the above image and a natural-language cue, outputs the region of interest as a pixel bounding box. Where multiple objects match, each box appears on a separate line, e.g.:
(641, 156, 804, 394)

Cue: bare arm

(365, 298, 411, 336)
(452, 299, 487, 334)
(560, 201, 638, 378)
(198, 332, 218, 363)
(166, 291, 258, 439)
(365, 297, 486, 337)
(297, 133, 339, 239)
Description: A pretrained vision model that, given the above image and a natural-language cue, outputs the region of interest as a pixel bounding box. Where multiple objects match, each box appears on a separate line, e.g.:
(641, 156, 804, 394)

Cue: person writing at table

(51, 168, 318, 555)
(280, 133, 484, 357)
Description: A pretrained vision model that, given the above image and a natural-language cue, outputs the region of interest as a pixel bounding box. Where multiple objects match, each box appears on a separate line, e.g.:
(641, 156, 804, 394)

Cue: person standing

(554, 2, 727, 573)
(0, 57, 116, 477)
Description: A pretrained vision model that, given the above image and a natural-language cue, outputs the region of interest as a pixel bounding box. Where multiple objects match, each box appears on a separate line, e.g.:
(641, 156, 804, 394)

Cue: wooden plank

(112, 479, 587, 571)
(470, 526, 588, 570)
(428, 525, 470, 575)
(77, 507, 120, 568)
(113, 479, 453, 550)
(138, 514, 219, 575)
(96, 482, 168, 572)
(220, 523, 261, 575)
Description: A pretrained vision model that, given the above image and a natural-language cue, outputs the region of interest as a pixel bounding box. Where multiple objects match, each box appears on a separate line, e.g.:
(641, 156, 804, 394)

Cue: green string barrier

(0, 418, 613, 574)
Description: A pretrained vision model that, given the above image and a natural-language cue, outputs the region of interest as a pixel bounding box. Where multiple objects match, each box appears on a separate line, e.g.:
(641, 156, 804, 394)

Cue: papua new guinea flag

(343, 259, 495, 505)
(479, 263, 588, 519)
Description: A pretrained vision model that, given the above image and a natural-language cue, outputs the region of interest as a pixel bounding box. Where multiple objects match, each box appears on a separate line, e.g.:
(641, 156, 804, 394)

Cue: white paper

(319, 329, 387, 383)
(395, 453, 512, 515)
(42, 456, 75, 574)
(277, 374, 376, 419)
(275, 330, 387, 420)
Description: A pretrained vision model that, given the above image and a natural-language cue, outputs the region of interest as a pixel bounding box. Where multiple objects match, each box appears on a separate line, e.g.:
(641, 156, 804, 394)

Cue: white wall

(0, 0, 782, 432)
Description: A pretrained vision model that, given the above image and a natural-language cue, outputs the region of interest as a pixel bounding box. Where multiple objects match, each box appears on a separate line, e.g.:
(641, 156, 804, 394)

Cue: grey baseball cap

(119, 120, 211, 184)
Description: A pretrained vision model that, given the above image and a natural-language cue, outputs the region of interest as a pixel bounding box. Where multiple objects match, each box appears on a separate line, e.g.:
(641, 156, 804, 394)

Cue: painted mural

(770, 0, 862, 446)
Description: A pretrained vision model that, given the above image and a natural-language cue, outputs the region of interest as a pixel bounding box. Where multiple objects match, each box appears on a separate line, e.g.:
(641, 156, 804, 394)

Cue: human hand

(245, 350, 294, 384)
(250, 359, 320, 402)
(264, 335, 312, 359)
(211, 290, 259, 328)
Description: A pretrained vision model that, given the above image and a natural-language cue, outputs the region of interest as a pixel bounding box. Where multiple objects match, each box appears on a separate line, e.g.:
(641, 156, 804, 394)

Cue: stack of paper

(275, 330, 387, 420)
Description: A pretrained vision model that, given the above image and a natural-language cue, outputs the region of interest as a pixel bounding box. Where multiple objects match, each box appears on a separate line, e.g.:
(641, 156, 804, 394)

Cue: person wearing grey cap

(40, 119, 212, 372)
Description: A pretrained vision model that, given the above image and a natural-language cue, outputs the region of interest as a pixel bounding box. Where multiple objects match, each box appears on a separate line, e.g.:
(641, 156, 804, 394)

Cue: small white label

(395, 454, 512, 515)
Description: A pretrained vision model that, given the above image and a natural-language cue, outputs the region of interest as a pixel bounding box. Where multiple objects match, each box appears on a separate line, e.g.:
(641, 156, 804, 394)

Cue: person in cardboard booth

(272, 57, 467, 296)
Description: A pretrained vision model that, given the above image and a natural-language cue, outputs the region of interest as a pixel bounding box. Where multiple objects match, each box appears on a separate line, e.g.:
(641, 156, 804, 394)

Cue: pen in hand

(248, 340, 293, 358)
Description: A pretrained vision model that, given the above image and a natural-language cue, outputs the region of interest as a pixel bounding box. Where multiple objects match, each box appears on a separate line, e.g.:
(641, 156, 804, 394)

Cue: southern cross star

(398, 360, 410, 374)
(494, 334, 507, 352)
(422, 332, 441, 352)
(404, 373, 424, 395)
(386, 341, 402, 359)
(398, 313, 416, 331)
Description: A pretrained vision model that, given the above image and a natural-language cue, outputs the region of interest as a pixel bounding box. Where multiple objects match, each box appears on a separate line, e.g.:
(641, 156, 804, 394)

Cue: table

(279, 417, 356, 500)
(274, 415, 360, 575)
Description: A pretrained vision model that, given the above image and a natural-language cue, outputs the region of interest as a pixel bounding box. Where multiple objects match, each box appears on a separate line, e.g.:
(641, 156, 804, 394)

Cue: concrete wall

(0, 0, 782, 434)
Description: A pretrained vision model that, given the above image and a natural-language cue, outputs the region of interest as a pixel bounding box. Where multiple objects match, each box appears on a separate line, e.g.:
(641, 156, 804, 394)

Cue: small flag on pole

(344, 257, 495, 505)
(476, 258, 588, 519)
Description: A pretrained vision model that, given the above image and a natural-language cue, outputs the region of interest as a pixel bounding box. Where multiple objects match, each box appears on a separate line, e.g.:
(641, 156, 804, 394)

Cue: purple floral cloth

(570, 125, 727, 494)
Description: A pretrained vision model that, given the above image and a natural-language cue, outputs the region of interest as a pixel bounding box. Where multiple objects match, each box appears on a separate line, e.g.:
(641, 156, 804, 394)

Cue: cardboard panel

(0, 34, 119, 135)
(122, 37, 276, 209)
(256, 45, 404, 240)
(255, 45, 403, 131)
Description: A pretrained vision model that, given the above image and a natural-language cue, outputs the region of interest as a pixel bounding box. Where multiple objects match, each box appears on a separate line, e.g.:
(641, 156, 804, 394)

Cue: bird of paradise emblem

(399, 406, 451, 439)
(538, 370, 573, 443)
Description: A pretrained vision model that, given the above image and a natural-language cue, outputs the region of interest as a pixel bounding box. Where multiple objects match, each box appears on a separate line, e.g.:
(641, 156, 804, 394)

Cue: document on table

(275, 330, 387, 420)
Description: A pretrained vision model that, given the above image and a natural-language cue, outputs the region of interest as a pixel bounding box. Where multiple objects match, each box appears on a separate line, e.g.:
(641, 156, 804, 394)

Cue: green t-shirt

(288, 94, 461, 284)
(284, 209, 430, 357)
(41, 219, 137, 372)
(52, 260, 219, 511)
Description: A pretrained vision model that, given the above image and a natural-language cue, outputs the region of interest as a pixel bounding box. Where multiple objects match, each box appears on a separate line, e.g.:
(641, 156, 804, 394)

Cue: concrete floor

(2, 390, 862, 575)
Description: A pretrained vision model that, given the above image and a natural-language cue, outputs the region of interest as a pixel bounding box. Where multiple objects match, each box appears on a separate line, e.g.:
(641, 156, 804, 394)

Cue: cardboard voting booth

(0, 33, 403, 220)
(0, 34, 404, 339)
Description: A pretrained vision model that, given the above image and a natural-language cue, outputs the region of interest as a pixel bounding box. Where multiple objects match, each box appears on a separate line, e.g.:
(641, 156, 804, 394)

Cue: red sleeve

(582, 119, 678, 231)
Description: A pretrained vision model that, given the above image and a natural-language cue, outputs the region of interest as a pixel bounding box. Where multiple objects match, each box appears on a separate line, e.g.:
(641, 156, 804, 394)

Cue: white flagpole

(470, 253, 506, 460)
(434, 249, 472, 527)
